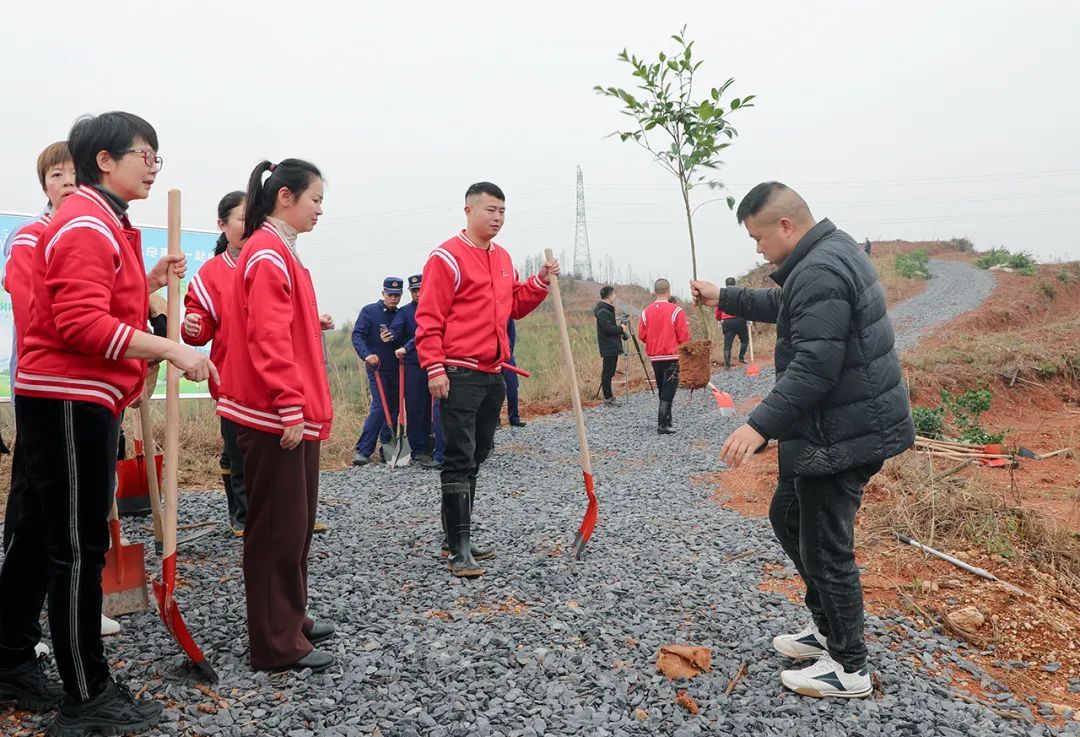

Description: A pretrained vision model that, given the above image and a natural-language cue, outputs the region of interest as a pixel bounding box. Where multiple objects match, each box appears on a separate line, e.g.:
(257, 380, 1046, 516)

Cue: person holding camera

(593, 286, 628, 405)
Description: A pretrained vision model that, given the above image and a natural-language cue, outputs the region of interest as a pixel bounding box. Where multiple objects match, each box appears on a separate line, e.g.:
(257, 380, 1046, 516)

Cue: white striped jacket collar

(73, 185, 123, 230)
(261, 222, 301, 264)
(222, 251, 237, 268)
(457, 230, 498, 252)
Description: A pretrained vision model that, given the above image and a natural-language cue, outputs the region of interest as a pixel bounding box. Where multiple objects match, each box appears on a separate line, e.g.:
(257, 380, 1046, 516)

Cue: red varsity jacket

(415, 231, 549, 378)
(638, 299, 690, 362)
(14, 186, 149, 414)
(216, 222, 332, 440)
(4, 212, 51, 360)
(182, 250, 238, 400)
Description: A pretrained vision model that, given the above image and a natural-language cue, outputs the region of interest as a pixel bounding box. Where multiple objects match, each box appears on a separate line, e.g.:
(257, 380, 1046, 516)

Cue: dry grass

(863, 453, 1080, 587)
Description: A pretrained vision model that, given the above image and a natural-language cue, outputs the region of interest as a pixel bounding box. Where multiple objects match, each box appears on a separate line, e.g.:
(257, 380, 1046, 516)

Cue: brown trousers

(236, 426, 320, 669)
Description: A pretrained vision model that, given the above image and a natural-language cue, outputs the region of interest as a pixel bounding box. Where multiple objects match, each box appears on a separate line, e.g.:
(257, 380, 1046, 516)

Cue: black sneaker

(49, 679, 162, 737)
(508, 419, 527, 427)
(0, 657, 64, 711)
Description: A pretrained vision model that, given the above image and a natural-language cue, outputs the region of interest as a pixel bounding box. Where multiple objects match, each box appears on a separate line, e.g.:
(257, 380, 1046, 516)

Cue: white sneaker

(780, 651, 872, 698)
(100, 614, 121, 636)
(772, 623, 828, 660)
(34, 642, 50, 658)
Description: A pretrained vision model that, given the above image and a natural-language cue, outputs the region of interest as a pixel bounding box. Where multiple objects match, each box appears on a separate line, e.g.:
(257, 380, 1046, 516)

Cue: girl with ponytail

(182, 190, 248, 535)
(215, 159, 336, 673)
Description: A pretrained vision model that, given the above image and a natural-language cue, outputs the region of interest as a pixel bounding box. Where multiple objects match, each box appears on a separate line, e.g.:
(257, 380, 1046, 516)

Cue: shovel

(372, 371, 396, 466)
(151, 189, 218, 683)
(135, 405, 164, 553)
(102, 499, 149, 617)
(388, 363, 412, 468)
(706, 382, 735, 417)
(745, 322, 761, 377)
(544, 248, 598, 559)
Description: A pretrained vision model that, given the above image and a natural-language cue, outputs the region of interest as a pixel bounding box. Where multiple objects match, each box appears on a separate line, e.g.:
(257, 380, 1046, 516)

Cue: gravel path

(13, 260, 1072, 737)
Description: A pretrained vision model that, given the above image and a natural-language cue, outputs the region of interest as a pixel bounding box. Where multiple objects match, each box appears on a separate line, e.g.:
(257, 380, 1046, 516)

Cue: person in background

(215, 158, 336, 673)
(501, 319, 525, 427)
(593, 285, 628, 405)
(0, 111, 214, 736)
(715, 277, 749, 368)
(183, 190, 249, 537)
(391, 274, 439, 468)
(351, 278, 403, 465)
(863, 237, 872, 256)
(637, 278, 689, 435)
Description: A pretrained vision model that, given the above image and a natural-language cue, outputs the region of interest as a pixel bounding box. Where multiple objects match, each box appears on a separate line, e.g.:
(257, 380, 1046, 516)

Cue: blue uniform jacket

(389, 301, 421, 367)
(352, 300, 401, 371)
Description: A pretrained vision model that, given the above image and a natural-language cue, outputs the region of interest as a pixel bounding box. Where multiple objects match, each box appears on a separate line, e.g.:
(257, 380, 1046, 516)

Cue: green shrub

(939, 388, 1005, 445)
(973, 247, 1036, 275)
(1037, 281, 1057, 300)
(949, 237, 974, 252)
(911, 406, 944, 438)
(1058, 270, 1072, 284)
(894, 250, 930, 279)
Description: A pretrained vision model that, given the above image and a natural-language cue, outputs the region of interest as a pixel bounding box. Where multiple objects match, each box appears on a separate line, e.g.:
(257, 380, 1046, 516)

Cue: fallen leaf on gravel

(657, 644, 712, 679)
(674, 690, 700, 714)
(634, 708, 648, 721)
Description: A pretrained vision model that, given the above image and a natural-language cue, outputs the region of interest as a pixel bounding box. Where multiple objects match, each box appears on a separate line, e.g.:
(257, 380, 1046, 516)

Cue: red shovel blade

(153, 553, 218, 682)
(707, 383, 735, 417)
(745, 363, 761, 377)
(571, 471, 598, 560)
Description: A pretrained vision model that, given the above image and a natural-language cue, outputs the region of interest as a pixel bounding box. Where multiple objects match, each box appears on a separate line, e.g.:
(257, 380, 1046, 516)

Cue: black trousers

(0, 397, 120, 701)
(440, 367, 505, 486)
(722, 318, 749, 364)
(220, 417, 248, 527)
(600, 355, 619, 399)
(2, 409, 30, 552)
(768, 461, 882, 672)
(651, 359, 678, 403)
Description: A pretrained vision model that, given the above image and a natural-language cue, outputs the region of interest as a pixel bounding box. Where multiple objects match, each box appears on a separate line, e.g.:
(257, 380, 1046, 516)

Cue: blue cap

(383, 277, 403, 295)
(408, 274, 422, 289)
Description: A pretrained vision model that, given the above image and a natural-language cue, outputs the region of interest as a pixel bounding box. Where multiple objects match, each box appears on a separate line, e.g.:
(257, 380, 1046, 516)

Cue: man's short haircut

(736, 181, 811, 225)
(600, 285, 615, 300)
(68, 111, 158, 186)
(725, 277, 736, 286)
(465, 181, 505, 202)
(653, 278, 670, 294)
(36, 141, 72, 191)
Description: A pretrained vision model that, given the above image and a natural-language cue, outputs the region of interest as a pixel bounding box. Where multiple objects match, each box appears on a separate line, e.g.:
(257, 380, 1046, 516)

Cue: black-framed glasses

(118, 148, 163, 171)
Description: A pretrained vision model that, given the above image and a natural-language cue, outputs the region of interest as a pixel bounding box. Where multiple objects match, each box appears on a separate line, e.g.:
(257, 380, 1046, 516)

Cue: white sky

(2, 0, 1078, 320)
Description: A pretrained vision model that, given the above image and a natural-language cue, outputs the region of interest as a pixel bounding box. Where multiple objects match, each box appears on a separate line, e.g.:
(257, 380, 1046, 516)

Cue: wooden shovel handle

(137, 404, 164, 544)
(544, 249, 591, 476)
(162, 190, 182, 560)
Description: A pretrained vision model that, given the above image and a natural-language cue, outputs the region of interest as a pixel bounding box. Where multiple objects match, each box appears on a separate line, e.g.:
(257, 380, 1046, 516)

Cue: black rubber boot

(48, 679, 163, 737)
(657, 401, 676, 434)
(222, 471, 243, 537)
(467, 480, 496, 561)
(443, 482, 484, 577)
(0, 658, 64, 711)
(723, 349, 732, 368)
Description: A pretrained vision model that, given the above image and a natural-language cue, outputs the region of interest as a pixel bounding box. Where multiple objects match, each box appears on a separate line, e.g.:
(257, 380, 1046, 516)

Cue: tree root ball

(678, 340, 712, 389)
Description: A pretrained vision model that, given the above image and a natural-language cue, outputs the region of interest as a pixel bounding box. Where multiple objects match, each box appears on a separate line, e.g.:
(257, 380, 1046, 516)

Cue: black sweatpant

(2, 422, 30, 552)
(220, 417, 248, 528)
(440, 367, 505, 486)
(0, 397, 120, 701)
(600, 355, 619, 399)
(651, 359, 678, 403)
(722, 317, 749, 364)
(768, 461, 883, 672)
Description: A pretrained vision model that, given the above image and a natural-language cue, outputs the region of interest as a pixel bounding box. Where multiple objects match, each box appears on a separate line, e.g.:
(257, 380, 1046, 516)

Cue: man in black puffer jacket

(691, 181, 914, 700)
(593, 286, 628, 404)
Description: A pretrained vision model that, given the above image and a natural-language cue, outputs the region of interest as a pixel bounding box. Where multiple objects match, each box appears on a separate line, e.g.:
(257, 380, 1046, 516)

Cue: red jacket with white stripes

(182, 250, 238, 399)
(3, 212, 51, 360)
(14, 186, 148, 414)
(415, 231, 549, 377)
(215, 222, 332, 440)
(638, 299, 690, 362)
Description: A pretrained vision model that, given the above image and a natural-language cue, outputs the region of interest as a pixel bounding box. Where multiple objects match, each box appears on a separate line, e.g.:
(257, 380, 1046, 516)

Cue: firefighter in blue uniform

(501, 319, 526, 427)
(391, 274, 440, 469)
(352, 277, 403, 465)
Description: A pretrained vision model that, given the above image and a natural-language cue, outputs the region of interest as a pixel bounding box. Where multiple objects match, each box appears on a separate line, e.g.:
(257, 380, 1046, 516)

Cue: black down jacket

(594, 301, 626, 358)
(721, 219, 915, 477)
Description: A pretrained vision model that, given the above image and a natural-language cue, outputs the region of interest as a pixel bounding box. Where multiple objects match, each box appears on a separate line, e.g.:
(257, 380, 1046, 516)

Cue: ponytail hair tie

(268, 163, 277, 172)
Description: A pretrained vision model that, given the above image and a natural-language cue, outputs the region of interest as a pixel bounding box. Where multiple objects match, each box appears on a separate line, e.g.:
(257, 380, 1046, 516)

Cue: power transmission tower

(572, 165, 593, 280)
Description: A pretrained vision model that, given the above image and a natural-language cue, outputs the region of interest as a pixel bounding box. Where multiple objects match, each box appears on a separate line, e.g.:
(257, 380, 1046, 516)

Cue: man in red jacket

(638, 279, 690, 434)
(416, 182, 558, 578)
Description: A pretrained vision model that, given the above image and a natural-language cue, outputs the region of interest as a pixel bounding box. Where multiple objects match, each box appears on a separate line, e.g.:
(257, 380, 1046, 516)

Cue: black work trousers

(439, 367, 505, 487)
(600, 355, 619, 399)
